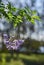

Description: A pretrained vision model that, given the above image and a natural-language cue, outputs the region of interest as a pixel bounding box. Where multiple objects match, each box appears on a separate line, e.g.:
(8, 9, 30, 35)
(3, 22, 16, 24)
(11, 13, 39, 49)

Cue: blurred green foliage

(0, 2, 40, 27)
(0, 53, 44, 65)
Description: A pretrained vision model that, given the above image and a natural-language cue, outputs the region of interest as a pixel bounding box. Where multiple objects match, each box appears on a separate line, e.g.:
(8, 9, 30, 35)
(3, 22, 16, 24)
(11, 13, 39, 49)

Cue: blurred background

(0, 0, 44, 65)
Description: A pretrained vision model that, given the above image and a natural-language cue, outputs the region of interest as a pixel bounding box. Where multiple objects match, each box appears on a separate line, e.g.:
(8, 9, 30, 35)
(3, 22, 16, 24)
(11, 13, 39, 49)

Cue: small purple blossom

(3, 33, 24, 50)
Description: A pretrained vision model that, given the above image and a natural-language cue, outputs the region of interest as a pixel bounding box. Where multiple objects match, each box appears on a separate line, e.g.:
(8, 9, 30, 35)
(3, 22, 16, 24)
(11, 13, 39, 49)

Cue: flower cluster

(3, 33, 24, 50)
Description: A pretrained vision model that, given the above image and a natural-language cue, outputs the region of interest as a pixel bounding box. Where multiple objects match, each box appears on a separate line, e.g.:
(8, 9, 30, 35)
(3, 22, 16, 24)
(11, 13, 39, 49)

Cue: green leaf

(25, 7, 31, 13)
(25, 14, 31, 21)
(7, 2, 11, 10)
(14, 23, 17, 27)
(31, 18, 35, 24)
(11, 7, 17, 12)
(32, 10, 37, 15)
(19, 20, 22, 22)
(17, 15, 22, 19)
(7, 12, 13, 19)
(32, 16, 40, 21)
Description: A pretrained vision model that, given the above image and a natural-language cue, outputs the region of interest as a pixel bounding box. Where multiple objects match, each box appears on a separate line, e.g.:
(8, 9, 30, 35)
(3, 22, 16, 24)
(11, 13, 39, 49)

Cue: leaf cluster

(0, 2, 40, 27)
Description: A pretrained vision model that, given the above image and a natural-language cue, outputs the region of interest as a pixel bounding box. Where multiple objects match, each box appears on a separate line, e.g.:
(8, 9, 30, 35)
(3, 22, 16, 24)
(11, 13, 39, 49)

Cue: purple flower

(7, 40, 24, 50)
(3, 33, 24, 50)
(3, 34, 9, 39)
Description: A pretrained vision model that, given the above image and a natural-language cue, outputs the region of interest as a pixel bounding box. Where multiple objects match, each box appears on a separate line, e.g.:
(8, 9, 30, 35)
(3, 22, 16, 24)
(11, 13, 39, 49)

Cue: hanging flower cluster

(3, 33, 24, 50)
